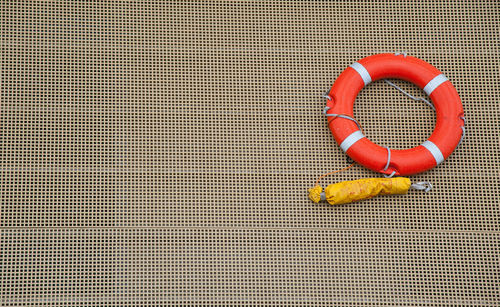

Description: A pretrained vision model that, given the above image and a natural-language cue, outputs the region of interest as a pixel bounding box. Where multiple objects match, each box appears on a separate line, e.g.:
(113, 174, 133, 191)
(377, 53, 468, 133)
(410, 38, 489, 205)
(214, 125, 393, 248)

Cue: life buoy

(325, 53, 465, 176)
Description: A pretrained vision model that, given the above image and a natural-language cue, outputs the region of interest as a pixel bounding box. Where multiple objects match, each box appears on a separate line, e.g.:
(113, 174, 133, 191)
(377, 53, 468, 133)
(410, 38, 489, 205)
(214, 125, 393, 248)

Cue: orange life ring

(325, 53, 465, 176)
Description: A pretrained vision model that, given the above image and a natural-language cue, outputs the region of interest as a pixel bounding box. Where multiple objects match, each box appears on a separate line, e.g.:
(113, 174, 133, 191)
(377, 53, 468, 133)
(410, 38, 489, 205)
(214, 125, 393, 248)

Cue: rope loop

(383, 146, 391, 172)
(458, 116, 466, 146)
(411, 181, 433, 192)
(323, 107, 362, 131)
(383, 171, 396, 178)
(322, 90, 332, 101)
(383, 79, 436, 110)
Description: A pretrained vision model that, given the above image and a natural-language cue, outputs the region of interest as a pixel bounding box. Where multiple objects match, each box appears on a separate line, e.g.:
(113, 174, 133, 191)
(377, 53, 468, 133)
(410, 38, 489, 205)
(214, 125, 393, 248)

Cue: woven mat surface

(1, 1, 499, 305)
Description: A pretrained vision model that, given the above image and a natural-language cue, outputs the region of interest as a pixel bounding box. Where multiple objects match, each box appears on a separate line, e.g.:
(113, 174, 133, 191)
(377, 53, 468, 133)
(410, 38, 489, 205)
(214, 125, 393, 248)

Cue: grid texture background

(1, 1, 499, 305)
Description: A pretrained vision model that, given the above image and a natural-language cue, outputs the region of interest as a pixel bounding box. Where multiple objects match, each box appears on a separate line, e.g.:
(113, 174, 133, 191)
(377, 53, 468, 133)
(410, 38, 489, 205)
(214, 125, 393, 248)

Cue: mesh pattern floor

(1, 1, 499, 305)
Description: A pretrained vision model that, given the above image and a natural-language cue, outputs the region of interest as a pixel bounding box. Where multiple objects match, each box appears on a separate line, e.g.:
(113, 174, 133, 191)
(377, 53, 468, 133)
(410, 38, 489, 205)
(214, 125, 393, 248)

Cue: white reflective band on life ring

(422, 140, 444, 165)
(350, 62, 372, 86)
(340, 130, 365, 152)
(423, 74, 448, 96)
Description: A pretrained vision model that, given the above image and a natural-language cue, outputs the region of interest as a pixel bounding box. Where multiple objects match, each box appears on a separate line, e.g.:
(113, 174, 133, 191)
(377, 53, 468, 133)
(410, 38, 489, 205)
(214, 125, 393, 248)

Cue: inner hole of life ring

(352, 79, 436, 150)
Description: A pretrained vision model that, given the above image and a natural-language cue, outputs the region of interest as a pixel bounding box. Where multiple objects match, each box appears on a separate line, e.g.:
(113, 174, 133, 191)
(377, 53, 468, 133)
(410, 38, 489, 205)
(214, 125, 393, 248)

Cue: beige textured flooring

(1, 1, 499, 305)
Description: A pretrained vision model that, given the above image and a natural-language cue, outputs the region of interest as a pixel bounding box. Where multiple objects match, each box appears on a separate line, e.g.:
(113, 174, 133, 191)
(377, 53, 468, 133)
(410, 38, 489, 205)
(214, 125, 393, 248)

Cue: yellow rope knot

(308, 185, 323, 203)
